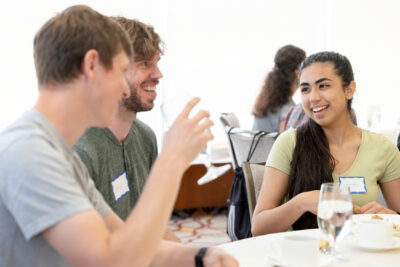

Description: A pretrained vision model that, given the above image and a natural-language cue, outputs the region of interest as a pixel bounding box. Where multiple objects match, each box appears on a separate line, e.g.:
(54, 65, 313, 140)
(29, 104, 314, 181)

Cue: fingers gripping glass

(161, 97, 231, 185)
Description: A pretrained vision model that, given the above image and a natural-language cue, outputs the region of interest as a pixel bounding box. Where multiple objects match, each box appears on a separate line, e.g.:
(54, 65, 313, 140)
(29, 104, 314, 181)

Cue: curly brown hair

(111, 17, 164, 61)
(253, 45, 305, 117)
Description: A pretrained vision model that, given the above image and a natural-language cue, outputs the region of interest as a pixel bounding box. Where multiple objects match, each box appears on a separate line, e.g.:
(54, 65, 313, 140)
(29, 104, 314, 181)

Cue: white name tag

(339, 176, 367, 194)
(112, 172, 130, 201)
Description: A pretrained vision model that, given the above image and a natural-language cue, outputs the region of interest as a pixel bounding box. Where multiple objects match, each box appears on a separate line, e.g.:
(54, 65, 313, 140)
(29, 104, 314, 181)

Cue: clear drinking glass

(317, 182, 352, 260)
(160, 94, 231, 185)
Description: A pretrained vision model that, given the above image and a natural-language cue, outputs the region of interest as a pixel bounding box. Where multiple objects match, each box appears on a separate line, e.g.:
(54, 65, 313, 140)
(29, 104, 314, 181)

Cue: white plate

(352, 214, 400, 236)
(352, 214, 400, 224)
(348, 235, 400, 251)
(265, 254, 330, 267)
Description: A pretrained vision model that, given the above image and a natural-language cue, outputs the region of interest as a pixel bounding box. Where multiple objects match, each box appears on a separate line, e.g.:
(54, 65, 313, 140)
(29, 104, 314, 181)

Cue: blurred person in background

(252, 45, 306, 133)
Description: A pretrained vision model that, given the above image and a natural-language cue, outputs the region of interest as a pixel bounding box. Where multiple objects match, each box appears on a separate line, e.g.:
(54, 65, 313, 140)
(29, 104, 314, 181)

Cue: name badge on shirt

(111, 172, 130, 201)
(339, 176, 367, 194)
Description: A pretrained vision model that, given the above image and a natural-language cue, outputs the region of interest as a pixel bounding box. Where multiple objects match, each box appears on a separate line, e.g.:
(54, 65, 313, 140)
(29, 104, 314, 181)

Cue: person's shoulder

(266, 126, 296, 172)
(133, 119, 156, 137)
(77, 127, 107, 143)
(283, 100, 295, 109)
(293, 102, 303, 110)
(0, 110, 52, 152)
(134, 119, 154, 131)
(280, 101, 296, 118)
(273, 127, 297, 148)
(0, 117, 65, 171)
(363, 128, 389, 142)
(74, 127, 107, 153)
(279, 127, 297, 139)
(362, 128, 397, 149)
(82, 127, 107, 138)
(132, 119, 158, 155)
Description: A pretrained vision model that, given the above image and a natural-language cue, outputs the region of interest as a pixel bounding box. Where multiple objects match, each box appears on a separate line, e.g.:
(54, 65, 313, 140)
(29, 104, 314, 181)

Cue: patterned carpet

(168, 207, 231, 246)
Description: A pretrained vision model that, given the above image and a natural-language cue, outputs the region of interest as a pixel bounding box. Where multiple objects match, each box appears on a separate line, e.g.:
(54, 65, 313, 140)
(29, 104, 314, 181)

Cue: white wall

(1, 0, 400, 147)
(0, 0, 165, 133)
(159, 0, 327, 145)
(329, 0, 400, 141)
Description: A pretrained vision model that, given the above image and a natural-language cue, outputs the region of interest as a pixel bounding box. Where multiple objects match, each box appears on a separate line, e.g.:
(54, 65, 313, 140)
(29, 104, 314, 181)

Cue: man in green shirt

(74, 17, 178, 241)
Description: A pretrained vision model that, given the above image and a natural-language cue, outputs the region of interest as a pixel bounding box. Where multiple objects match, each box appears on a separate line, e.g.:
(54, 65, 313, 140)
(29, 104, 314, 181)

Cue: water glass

(317, 182, 352, 260)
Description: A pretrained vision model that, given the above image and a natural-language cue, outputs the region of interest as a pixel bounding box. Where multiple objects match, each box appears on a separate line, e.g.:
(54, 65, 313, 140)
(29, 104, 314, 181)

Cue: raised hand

(161, 97, 214, 169)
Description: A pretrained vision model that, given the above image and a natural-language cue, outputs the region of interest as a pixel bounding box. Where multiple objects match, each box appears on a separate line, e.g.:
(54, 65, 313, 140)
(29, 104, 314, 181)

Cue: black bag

(226, 128, 267, 240)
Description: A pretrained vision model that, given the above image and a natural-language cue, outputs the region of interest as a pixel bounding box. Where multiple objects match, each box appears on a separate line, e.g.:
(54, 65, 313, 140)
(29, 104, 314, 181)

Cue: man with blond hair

(0, 5, 238, 267)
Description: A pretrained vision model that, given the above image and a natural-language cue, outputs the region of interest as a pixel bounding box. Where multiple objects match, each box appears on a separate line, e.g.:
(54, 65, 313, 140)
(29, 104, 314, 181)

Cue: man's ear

(345, 81, 356, 100)
(82, 49, 99, 82)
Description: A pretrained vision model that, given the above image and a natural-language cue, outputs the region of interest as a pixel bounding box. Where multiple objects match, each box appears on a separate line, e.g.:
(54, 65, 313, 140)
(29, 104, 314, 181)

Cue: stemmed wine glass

(317, 182, 352, 261)
(160, 94, 231, 185)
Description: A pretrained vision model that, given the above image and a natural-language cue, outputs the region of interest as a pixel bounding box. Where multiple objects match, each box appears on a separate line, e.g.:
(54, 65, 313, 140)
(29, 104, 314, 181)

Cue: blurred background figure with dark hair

(252, 45, 306, 133)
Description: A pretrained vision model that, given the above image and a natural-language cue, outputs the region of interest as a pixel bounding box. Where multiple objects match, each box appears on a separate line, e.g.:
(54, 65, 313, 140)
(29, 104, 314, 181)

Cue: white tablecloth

(218, 227, 400, 267)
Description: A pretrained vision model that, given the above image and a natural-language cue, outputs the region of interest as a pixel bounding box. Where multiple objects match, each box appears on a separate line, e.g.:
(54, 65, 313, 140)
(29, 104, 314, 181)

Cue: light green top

(266, 127, 400, 206)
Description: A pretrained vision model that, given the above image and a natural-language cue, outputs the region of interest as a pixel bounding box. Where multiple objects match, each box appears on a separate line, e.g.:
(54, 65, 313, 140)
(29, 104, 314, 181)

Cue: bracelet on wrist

(195, 247, 208, 267)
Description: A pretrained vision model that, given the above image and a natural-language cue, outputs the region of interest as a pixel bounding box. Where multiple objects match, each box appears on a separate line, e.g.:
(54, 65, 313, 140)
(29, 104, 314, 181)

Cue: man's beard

(121, 85, 153, 113)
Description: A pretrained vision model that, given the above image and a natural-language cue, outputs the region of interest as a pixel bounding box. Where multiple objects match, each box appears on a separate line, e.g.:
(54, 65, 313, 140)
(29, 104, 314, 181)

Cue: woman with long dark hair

(252, 45, 306, 133)
(252, 51, 400, 235)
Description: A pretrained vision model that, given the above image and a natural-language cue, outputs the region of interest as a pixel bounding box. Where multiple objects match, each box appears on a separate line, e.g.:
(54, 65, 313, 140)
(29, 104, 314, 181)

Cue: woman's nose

(309, 87, 321, 101)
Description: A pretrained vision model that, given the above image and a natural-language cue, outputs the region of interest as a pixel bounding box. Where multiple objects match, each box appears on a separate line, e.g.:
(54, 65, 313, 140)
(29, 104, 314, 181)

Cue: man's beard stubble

(121, 85, 153, 113)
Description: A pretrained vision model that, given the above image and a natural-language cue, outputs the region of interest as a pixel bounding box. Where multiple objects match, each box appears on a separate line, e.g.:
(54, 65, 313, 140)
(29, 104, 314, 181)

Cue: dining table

(218, 214, 400, 267)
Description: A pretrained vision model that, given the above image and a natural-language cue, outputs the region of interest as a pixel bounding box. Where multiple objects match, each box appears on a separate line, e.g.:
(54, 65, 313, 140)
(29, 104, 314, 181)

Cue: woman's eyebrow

(300, 77, 332, 87)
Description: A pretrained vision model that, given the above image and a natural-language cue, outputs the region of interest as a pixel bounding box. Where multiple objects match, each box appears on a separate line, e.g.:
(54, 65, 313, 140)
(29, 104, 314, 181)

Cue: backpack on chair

(226, 128, 267, 241)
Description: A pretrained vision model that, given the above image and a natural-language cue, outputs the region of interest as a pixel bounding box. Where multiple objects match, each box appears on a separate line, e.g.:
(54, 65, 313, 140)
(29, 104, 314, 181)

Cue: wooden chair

(242, 162, 266, 219)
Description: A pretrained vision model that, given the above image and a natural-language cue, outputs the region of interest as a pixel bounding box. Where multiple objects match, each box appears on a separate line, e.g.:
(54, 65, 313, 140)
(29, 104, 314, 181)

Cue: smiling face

(122, 54, 162, 113)
(299, 62, 355, 127)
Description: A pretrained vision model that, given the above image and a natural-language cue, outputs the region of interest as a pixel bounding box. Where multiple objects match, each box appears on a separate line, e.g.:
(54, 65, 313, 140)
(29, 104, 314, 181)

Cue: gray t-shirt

(0, 109, 111, 267)
(252, 100, 295, 132)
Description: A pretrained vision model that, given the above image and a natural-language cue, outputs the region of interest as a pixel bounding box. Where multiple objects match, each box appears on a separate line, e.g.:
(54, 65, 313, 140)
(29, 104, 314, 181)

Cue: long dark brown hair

(253, 45, 306, 117)
(289, 52, 354, 230)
